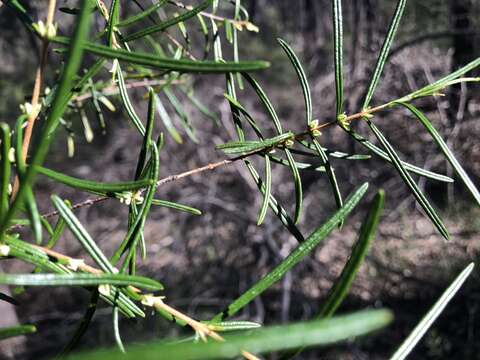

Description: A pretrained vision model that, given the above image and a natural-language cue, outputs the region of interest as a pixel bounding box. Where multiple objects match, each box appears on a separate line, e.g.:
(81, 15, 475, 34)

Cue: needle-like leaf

(332, 0, 344, 116)
(123, 0, 212, 42)
(368, 121, 449, 239)
(391, 263, 474, 360)
(37, 166, 154, 196)
(0, 123, 12, 223)
(52, 37, 270, 73)
(117, 0, 169, 28)
(0, 273, 163, 291)
(0, 325, 36, 340)
(70, 309, 392, 360)
(213, 183, 369, 321)
(319, 190, 385, 318)
(277, 38, 312, 124)
(397, 102, 480, 206)
(362, 0, 407, 109)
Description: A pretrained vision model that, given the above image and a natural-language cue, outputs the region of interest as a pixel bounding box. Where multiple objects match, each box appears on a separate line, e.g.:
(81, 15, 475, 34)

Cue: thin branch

(7, 99, 394, 231)
(12, 0, 58, 198)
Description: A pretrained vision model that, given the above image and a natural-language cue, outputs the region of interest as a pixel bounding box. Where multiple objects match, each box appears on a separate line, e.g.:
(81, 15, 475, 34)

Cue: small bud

(67, 136, 75, 158)
(117, 191, 144, 206)
(7, 183, 13, 196)
(33, 20, 57, 39)
(337, 113, 351, 130)
(0, 245, 10, 256)
(98, 284, 111, 297)
(311, 129, 322, 137)
(141, 294, 165, 307)
(66, 258, 85, 271)
(284, 139, 295, 148)
(8, 148, 15, 163)
(308, 119, 321, 137)
(20, 102, 41, 118)
(308, 119, 319, 130)
(245, 22, 260, 33)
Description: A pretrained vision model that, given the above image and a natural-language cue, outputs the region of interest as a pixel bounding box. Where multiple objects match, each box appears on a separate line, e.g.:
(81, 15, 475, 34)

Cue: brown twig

(12, 0, 57, 198)
(7, 101, 392, 231)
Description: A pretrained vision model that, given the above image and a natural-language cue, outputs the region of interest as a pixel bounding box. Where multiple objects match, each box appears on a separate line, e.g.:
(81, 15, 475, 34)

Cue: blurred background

(0, 0, 479, 358)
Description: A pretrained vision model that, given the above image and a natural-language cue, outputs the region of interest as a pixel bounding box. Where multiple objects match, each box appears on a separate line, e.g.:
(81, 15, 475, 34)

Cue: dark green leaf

(52, 37, 270, 73)
(123, 0, 212, 42)
(277, 38, 312, 123)
(368, 121, 449, 239)
(0, 325, 36, 340)
(319, 190, 384, 317)
(332, 0, 344, 116)
(398, 102, 480, 206)
(391, 263, 474, 360)
(37, 166, 154, 196)
(362, 0, 407, 109)
(0, 273, 163, 290)
(70, 310, 392, 360)
(214, 183, 369, 321)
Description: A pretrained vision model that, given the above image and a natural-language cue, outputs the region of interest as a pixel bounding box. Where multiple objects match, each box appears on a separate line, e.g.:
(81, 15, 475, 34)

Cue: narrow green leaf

(347, 129, 453, 182)
(296, 141, 371, 160)
(0, 123, 12, 222)
(52, 36, 270, 73)
(46, 215, 67, 249)
(121, 144, 160, 273)
(216, 132, 294, 155)
(205, 321, 261, 332)
(246, 163, 305, 243)
(113, 307, 126, 353)
(405, 58, 480, 101)
(285, 149, 303, 224)
(3, 236, 140, 318)
(311, 137, 343, 216)
(151, 199, 201, 215)
(362, 0, 406, 109)
(214, 183, 369, 321)
(106, 0, 119, 47)
(368, 121, 449, 239)
(117, 0, 169, 28)
(112, 144, 159, 269)
(241, 73, 282, 134)
(123, 0, 212, 42)
(0, 325, 36, 340)
(154, 94, 183, 144)
(71, 309, 392, 360)
(257, 155, 272, 225)
(391, 263, 474, 360)
(134, 88, 156, 180)
(398, 102, 480, 206)
(60, 290, 99, 356)
(37, 166, 154, 196)
(52, 195, 117, 273)
(0, 273, 163, 290)
(319, 190, 385, 318)
(269, 156, 326, 172)
(116, 65, 146, 136)
(181, 88, 219, 125)
(164, 87, 198, 143)
(277, 38, 312, 123)
(332, 0, 344, 116)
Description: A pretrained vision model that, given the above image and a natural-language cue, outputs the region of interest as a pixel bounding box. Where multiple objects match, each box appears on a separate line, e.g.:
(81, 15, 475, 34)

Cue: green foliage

(0, 0, 478, 358)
